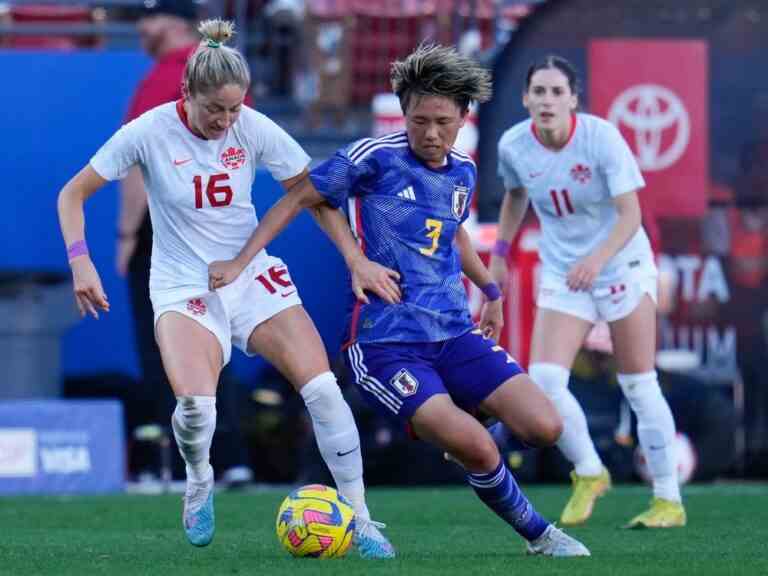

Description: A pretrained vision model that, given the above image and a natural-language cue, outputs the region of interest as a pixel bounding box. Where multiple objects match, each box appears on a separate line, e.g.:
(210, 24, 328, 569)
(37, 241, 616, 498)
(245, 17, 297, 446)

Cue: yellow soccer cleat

(625, 498, 686, 529)
(560, 468, 612, 526)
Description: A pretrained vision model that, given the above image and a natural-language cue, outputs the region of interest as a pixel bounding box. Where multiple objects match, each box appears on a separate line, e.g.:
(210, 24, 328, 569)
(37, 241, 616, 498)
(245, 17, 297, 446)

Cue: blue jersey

(310, 131, 477, 345)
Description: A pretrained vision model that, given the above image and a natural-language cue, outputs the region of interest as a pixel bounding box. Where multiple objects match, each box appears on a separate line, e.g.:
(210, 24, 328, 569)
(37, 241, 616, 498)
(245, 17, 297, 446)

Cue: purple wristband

(67, 240, 89, 261)
(491, 239, 510, 258)
(481, 282, 502, 301)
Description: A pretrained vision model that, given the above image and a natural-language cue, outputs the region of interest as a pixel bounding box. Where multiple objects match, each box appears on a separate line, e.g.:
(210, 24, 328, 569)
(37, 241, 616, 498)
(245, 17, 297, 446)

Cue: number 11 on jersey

(550, 188, 575, 217)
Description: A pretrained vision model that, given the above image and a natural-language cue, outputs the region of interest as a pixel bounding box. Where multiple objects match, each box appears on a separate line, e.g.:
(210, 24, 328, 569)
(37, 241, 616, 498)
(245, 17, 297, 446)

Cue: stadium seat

(5, 4, 103, 49)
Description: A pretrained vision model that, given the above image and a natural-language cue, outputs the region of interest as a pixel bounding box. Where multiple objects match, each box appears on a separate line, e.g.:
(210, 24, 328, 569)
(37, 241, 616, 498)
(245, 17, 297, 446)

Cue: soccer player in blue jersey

(207, 44, 589, 556)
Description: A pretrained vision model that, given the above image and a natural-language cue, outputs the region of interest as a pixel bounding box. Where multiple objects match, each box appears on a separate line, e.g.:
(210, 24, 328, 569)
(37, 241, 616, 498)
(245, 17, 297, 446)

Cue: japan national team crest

(570, 163, 592, 184)
(186, 298, 207, 316)
(452, 184, 470, 219)
(221, 146, 246, 170)
(390, 368, 419, 397)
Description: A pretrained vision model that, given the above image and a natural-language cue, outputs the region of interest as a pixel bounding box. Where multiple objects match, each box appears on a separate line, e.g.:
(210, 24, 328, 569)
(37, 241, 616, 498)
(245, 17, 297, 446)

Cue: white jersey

(497, 113, 652, 281)
(91, 101, 310, 306)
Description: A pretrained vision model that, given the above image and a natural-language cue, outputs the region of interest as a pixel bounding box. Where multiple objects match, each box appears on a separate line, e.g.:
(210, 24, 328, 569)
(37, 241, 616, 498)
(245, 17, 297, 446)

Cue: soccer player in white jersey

(493, 55, 686, 528)
(57, 19, 394, 558)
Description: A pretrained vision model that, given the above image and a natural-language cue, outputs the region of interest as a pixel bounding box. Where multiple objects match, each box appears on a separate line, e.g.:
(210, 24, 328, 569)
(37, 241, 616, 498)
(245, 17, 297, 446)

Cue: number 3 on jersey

(419, 218, 443, 256)
(194, 174, 233, 209)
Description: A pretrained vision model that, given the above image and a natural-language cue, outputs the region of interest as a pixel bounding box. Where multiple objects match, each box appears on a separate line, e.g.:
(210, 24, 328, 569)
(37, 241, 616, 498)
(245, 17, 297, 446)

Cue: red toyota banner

(589, 40, 709, 217)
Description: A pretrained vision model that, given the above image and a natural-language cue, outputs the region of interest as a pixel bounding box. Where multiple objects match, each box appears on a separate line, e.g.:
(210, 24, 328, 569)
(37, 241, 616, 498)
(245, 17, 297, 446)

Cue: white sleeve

(248, 111, 311, 181)
(89, 116, 145, 181)
(599, 122, 645, 197)
(497, 135, 522, 190)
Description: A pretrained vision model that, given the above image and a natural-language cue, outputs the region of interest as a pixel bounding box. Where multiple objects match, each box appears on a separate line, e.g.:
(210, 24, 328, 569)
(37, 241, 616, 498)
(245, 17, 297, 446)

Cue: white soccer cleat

(526, 525, 590, 557)
(353, 517, 396, 559)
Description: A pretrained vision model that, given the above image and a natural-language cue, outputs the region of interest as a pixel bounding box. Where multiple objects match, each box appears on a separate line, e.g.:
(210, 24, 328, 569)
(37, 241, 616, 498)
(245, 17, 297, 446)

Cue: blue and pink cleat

(182, 476, 215, 547)
(353, 517, 396, 559)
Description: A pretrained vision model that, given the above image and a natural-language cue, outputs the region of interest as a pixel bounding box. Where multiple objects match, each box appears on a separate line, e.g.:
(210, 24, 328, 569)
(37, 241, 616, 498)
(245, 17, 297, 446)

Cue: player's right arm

(308, 146, 401, 304)
(491, 130, 530, 291)
(490, 187, 529, 293)
(57, 165, 110, 319)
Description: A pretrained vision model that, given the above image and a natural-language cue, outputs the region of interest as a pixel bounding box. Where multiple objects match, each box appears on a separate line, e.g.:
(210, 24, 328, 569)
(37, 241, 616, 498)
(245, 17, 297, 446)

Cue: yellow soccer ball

(276, 484, 356, 558)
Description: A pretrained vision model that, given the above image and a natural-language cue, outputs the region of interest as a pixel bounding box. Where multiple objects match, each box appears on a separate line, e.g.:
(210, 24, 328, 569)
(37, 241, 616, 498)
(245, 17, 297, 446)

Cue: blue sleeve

(459, 163, 476, 224)
(309, 144, 378, 209)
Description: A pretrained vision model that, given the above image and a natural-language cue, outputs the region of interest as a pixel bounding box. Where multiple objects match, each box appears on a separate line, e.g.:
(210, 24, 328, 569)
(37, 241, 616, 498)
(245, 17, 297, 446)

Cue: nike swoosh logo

(173, 158, 193, 166)
(529, 171, 544, 178)
(336, 446, 359, 457)
(281, 291, 297, 298)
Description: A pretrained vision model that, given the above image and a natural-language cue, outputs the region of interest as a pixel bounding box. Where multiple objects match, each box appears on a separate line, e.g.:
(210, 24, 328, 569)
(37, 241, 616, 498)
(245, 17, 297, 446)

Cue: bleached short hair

(390, 43, 492, 114)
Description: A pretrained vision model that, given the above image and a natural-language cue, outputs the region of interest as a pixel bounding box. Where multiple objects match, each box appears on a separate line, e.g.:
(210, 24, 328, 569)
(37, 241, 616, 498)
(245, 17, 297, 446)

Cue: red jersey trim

(175, 99, 208, 140)
(341, 199, 366, 351)
(531, 112, 578, 151)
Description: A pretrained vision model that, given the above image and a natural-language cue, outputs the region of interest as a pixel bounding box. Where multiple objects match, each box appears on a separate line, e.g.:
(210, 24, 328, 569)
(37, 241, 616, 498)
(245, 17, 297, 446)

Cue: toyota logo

(608, 84, 690, 172)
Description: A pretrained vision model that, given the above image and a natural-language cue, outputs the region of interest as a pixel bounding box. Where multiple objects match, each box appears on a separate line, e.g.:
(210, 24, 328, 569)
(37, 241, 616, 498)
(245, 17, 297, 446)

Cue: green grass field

(2, 483, 766, 575)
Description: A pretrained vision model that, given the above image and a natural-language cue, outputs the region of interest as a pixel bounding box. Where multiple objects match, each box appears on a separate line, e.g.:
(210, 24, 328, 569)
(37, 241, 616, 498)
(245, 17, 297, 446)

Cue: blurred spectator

(264, 0, 305, 96)
(118, 0, 253, 487)
(303, 7, 352, 131)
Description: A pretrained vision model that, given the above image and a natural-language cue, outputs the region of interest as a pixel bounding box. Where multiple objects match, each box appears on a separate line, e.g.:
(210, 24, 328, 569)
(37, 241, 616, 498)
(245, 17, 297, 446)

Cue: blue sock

(487, 421, 531, 452)
(467, 459, 549, 541)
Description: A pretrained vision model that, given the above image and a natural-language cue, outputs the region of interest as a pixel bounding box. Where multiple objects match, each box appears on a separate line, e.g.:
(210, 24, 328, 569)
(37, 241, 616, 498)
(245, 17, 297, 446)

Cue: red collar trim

(175, 99, 208, 140)
(531, 112, 577, 151)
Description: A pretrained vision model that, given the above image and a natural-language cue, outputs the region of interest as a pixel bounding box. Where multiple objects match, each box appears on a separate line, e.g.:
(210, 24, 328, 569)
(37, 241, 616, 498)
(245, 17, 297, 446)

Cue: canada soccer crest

(390, 368, 419, 397)
(186, 298, 207, 316)
(570, 163, 592, 184)
(452, 184, 470, 219)
(221, 146, 246, 170)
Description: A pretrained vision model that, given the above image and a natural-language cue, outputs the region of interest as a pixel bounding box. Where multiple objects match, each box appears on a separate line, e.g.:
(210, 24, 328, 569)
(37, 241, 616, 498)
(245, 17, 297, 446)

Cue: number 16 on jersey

(194, 174, 233, 209)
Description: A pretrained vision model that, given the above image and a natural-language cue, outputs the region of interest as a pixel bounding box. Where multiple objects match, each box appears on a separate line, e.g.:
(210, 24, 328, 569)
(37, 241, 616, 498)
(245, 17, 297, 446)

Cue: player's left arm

(568, 121, 644, 291)
(567, 190, 642, 292)
(455, 225, 503, 341)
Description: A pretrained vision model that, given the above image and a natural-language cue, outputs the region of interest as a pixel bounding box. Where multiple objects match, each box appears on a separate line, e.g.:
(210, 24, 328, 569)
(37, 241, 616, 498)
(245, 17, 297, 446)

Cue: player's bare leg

(610, 295, 685, 528)
(156, 312, 221, 546)
(248, 305, 395, 558)
(478, 373, 562, 448)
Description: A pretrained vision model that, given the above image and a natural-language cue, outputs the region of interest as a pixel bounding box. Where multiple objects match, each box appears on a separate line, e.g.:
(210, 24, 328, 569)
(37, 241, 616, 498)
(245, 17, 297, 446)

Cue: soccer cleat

(560, 467, 611, 525)
(353, 517, 396, 559)
(526, 524, 591, 557)
(182, 474, 215, 547)
(625, 498, 686, 529)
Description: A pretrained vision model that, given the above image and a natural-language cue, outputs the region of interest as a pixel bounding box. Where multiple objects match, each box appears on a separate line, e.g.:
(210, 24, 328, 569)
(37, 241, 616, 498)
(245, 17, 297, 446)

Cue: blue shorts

(344, 328, 525, 423)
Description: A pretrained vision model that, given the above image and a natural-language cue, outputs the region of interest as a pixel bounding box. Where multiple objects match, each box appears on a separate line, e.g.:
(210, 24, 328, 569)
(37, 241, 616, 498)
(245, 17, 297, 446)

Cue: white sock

(617, 371, 681, 502)
(172, 396, 216, 483)
(300, 371, 370, 520)
(529, 363, 604, 477)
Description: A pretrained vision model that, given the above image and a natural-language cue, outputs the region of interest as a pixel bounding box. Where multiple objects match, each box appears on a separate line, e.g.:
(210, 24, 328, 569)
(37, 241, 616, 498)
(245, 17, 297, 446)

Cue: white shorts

(537, 264, 658, 324)
(152, 256, 302, 366)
